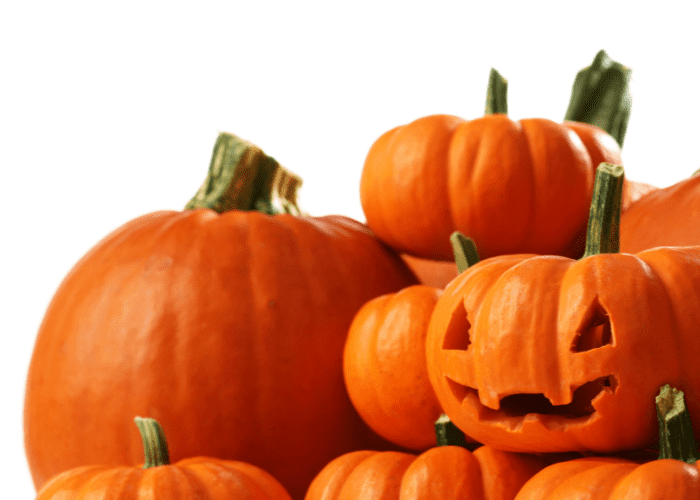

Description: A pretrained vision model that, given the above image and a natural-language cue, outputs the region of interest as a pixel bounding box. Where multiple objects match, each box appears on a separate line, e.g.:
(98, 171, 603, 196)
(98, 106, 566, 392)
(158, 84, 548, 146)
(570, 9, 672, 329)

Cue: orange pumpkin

(514, 385, 700, 499)
(343, 284, 444, 450)
(36, 417, 293, 500)
(360, 113, 622, 261)
(304, 415, 547, 500)
(24, 133, 417, 500)
(426, 164, 700, 454)
(620, 172, 700, 254)
(344, 234, 479, 450)
(358, 59, 641, 263)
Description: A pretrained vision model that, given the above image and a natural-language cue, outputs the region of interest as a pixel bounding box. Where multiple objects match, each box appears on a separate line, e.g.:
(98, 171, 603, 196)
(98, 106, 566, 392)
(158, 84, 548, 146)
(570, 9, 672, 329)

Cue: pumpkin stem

(581, 162, 624, 259)
(656, 385, 700, 464)
(435, 413, 481, 451)
(450, 232, 480, 273)
(134, 417, 170, 468)
(185, 132, 304, 215)
(564, 49, 632, 147)
(485, 68, 508, 115)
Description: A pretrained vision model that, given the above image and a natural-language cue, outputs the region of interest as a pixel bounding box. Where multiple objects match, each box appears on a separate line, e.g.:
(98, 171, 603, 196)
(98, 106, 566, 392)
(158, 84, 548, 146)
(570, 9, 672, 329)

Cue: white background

(3, 0, 698, 495)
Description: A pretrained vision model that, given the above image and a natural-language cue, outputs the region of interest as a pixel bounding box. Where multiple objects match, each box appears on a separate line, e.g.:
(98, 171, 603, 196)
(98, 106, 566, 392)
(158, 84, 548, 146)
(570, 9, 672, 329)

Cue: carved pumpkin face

(425, 247, 700, 454)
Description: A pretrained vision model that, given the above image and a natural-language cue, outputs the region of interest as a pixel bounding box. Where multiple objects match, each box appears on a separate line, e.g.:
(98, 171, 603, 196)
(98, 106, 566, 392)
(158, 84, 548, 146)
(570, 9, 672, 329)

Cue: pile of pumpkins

(24, 50, 700, 499)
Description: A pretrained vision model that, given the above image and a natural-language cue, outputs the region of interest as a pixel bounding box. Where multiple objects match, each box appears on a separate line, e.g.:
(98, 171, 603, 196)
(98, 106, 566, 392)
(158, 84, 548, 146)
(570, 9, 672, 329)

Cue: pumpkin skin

(343, 285, 445, 450)
(36, 418, 293, 500)
(400, 254, 459, 288)
(24, 210, 417, 500)
(620, 174, 700, 254)
(513, 457, 700, 499)
(360, 114, 629, 261)
(37, 458, 294, 500)
(304, 445, 547, 500)
(425, 246, 700, 454)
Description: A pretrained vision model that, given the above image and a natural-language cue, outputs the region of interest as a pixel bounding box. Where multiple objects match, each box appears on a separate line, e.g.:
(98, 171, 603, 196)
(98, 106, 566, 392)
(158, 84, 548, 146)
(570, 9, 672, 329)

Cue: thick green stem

(134, 417, 170, 468)
(581, 163, 624, 259)
(564, 50, 632, 148)
(656, 385, 699, 464)
(450, 232, 480, 273)
(434, 413, 481, 451)
(185, 132, 303, 215)
(485, 68, 508, 115)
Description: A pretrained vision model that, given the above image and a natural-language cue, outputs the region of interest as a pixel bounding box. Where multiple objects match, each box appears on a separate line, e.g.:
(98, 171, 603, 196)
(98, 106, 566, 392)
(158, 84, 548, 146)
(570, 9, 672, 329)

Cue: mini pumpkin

(24, 133, 417, 500)
(36, 417, 293, 500)
(344, 234, 479, 450)
(513, 385, 700, 499)
(426, 163, 700, 454)
(304, 414, 547, 500)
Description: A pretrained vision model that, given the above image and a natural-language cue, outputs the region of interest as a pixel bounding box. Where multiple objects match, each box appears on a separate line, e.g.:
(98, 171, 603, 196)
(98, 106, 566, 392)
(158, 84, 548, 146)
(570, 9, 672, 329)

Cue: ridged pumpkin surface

(24, 209, 417, 499)
(304, 446, 546, 500)
(426, 246, 700, 453)
(360, 114, 625, 260)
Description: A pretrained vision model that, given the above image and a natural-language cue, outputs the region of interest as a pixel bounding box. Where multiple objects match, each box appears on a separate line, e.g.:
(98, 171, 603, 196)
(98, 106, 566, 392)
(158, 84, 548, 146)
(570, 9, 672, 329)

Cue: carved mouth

(447, 375, 617, 427)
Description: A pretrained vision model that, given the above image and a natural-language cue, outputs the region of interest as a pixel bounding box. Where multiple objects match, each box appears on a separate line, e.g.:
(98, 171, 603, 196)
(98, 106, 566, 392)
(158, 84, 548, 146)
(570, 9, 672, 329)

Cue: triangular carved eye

(442, 299, 471, 351)
(572, 298, 613, 352)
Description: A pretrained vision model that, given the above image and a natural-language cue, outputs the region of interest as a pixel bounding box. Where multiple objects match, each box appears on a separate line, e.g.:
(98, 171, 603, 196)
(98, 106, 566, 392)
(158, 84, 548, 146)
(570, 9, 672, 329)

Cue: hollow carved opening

(448, 375, 617, 420)
(572, 298, 613, 352)
(498, 376, 617, 418)
(442, 299, 471, 351)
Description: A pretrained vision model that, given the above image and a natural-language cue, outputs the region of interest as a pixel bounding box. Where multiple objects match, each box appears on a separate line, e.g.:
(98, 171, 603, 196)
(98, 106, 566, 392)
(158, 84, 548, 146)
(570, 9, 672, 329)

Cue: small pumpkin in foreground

(514, 385, 700, 499)
(36, 417, 293, 500)
(426, 163, 700, 454)
(24, 133, 417, 500)
(304, 414, 548, 500)
(344, 234, 479, 450)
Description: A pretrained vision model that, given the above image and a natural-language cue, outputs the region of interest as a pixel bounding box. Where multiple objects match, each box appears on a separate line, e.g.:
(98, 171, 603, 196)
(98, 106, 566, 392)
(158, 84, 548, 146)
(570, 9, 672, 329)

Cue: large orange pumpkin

(24, 133, 418, 500)
(37, 417, 294, 500)
(426, 164, 700, 454)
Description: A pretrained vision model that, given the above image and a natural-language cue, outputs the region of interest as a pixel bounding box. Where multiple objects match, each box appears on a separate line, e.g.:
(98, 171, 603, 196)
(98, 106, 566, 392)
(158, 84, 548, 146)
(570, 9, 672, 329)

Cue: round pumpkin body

(360, 114, 625, 261)
(24, 209, 417, 499)
(36, 456, 293, 500)
(304, 445, 547, 500)
(425, 246, 700, 453)
(343, 285, 445, 450)
(620, 174, 700, 253)
(514, 456, 700, 499)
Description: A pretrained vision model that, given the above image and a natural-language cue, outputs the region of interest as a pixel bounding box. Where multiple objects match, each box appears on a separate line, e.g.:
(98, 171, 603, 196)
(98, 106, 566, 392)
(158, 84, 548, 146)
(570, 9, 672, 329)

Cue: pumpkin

(426, 163, 700, 454)
(24, 133, 418, 500)
(36, 417, 294, 500)
(344, 233, 478, 450)
(513, 385, 700, 499)
(361, 54, 658, 262)
(620, 172, 700, 254)
(304, 414, 547, 500)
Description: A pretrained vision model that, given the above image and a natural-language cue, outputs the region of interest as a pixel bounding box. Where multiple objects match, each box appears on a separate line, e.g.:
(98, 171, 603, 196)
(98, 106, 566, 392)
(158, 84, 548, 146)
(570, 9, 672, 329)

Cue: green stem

(185, 132, 303, 215)
(450, 232, 480, 273)
(434, 413, 481, 451)
(581, 163, 624, 259)
(134, 417, 170, 468)
(564, 50, 632, 147)
(656, 385, 699, 464)
(485, 68, 508, 115)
